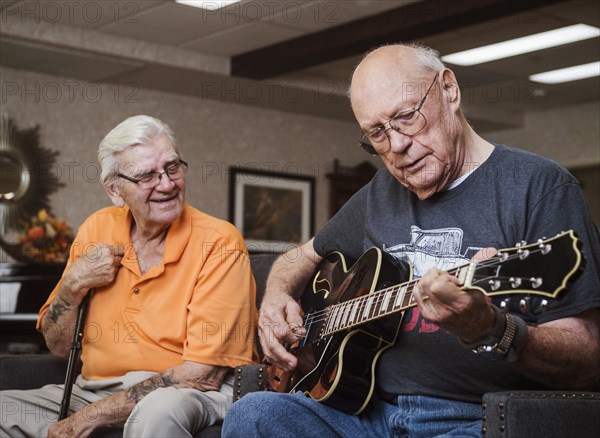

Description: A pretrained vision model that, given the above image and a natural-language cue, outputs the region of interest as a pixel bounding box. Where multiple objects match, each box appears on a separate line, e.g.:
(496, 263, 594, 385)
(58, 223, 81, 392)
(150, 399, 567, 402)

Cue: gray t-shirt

(313, 144, 600, 403)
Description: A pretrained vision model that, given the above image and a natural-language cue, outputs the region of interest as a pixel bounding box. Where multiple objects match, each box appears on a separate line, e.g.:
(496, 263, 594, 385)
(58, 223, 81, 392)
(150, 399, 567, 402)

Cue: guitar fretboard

(299, 232, 576, 343)
(317, 264, 471, 337)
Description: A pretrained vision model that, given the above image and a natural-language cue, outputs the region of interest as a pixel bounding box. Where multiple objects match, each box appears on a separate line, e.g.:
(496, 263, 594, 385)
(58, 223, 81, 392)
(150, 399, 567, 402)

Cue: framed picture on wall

(228, 166, 315, 253)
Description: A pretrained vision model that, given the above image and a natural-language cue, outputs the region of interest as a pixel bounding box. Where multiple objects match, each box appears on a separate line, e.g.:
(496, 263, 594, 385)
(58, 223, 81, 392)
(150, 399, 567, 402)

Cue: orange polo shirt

(37, 204, 258, 380)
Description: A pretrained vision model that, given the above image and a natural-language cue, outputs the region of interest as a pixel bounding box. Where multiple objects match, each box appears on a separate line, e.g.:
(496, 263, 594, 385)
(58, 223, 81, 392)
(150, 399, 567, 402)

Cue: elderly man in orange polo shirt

(0, 115, 258, 437)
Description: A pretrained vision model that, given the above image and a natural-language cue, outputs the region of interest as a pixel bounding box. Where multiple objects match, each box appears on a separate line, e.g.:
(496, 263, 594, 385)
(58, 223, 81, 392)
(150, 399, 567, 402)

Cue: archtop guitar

(267, 231, 583, 414)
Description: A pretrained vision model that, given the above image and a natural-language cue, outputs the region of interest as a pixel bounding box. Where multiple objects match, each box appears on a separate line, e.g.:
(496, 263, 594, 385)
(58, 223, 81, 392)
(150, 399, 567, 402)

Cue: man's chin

(151, 202, 183, 222)
(404, 178, 441, 200)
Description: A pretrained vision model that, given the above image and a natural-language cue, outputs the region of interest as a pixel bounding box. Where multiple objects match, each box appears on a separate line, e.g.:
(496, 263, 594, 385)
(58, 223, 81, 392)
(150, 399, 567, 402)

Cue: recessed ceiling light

(529, 61, 600, 84)
(441, 24, 600, 66)
(175, 0, 242, 10)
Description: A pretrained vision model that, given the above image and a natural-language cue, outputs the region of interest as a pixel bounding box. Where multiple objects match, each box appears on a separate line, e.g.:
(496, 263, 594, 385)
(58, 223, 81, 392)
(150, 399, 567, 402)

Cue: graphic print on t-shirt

(383, 225, 482, 278)
(383, 226, 483, 334)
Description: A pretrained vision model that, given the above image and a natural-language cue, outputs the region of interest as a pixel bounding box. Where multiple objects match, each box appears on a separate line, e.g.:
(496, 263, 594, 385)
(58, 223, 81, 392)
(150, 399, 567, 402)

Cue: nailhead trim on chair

(481, 399, 505, 436)
(481, 392, 600, 437)
(234, 365, 268, 401)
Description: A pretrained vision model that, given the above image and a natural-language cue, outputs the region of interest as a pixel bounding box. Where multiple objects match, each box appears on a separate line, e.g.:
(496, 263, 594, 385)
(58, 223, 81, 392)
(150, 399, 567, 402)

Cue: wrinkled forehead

(351, 53, 432, 109)
(117, 135, 178, 170)
(350, 72, 432, 128)
(354, 57, 430, 97)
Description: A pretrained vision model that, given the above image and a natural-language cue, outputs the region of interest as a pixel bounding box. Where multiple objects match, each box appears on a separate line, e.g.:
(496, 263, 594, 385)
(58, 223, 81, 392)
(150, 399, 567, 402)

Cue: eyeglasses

(358, 73, 439, 156)
(117, 159, 188, 189)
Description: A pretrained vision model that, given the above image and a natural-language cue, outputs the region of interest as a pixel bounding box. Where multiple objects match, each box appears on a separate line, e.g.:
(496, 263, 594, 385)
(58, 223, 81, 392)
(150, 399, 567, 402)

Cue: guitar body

(268, 247, 409, 414)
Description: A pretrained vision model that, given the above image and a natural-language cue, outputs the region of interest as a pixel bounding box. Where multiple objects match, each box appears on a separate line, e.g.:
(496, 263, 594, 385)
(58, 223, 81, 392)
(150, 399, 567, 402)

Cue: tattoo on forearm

(125, 371, 178, 404)
(46, 295, 73, 324)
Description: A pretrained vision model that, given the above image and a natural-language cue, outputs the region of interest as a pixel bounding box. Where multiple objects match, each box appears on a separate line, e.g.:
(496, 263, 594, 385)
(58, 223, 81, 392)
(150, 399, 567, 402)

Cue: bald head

(349, 44, 444, 106)
(348, 44, 475, 199)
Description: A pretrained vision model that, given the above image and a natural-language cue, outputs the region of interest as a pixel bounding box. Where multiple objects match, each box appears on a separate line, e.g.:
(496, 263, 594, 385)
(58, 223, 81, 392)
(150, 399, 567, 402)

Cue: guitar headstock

(468, 230, 583, 298)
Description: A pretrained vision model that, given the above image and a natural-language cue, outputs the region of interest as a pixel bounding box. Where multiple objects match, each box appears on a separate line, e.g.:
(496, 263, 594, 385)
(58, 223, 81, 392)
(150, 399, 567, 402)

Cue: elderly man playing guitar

(222, 44, 600, 437)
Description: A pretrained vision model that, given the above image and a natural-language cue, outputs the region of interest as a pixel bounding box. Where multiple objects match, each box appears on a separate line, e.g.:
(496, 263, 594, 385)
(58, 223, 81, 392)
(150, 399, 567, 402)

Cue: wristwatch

(470, 312, 518, 360)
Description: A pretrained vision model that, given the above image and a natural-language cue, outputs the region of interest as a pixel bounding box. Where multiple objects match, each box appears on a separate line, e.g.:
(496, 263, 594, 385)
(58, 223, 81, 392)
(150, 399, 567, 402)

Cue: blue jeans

(222, 392, 482, 437)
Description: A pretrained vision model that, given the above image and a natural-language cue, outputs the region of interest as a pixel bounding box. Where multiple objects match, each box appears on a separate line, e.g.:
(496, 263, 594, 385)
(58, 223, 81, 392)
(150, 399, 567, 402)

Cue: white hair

(409, 43, 445, 72)
(98, 115, 177, 184)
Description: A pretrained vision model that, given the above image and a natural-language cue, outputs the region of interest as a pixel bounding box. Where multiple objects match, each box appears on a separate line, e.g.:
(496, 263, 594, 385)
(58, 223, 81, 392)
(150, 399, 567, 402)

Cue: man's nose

(387, 125, 412, 154)
(155, 172, 176, 190)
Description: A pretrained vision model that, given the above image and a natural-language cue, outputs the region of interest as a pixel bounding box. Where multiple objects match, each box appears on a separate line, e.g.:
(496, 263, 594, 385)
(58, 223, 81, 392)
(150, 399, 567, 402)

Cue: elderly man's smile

(150, 193, 178, 203)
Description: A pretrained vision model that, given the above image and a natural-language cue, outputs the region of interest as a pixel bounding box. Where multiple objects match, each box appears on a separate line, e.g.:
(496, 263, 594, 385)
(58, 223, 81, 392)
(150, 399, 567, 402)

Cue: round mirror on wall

(1, 148, 31, 203)
(0, 114, 63, 237)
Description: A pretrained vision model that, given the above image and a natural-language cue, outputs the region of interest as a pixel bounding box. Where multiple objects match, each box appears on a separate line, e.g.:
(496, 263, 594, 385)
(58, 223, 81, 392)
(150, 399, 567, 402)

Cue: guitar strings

(306, 246, 544, 324)
(298, 247, 547, 340)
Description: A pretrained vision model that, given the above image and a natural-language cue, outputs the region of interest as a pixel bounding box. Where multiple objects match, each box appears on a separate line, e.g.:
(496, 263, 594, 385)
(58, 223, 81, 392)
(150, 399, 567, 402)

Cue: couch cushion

(0, 353, 70, 390)
(249, 253, 278, 307)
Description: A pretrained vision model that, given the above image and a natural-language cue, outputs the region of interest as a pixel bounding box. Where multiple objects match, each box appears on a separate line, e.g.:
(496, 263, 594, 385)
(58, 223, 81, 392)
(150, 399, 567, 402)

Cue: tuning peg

(497, 252, 509, 261)
(488, 279, 501, 291)
(519, 297, 530, 313)
(540, 299, 549, 312)
(517, 249, 530, 260)
(499, 298, 510, 311)
(529, 277, 543, 289)
(509, 277, 522, 288)
(515, 240, 527, 247)
(539, 243, 551, 254)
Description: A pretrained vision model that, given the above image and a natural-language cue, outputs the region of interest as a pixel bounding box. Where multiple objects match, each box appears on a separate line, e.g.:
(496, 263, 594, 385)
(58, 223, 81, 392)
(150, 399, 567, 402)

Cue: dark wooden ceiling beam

(231, 0, 567, 79)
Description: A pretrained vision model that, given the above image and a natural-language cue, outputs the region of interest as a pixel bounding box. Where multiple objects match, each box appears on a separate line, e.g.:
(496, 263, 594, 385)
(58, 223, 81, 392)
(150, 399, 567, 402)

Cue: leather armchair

(481, 390, 600, 437)
(2, 252, 598, 437)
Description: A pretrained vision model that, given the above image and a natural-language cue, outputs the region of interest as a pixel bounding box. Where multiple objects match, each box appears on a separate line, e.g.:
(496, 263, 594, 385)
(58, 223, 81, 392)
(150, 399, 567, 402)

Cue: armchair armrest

(233, 364, 269, 402)
(482, 391, 600, 438)
(0, 354, 68, 390)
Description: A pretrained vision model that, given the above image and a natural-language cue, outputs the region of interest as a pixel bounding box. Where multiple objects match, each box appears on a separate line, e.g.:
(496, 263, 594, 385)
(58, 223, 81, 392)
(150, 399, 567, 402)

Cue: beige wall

(1, 65, 598, 262)
(1, 66, 377, 239)
(484, 101, 600, 167)
(484, 101, 600, 224)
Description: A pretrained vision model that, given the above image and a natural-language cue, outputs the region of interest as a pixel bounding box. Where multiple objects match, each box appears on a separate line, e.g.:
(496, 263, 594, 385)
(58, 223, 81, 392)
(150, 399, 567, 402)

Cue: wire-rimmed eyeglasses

(358, 73, 439, 157)
(117, 159, 188, 189)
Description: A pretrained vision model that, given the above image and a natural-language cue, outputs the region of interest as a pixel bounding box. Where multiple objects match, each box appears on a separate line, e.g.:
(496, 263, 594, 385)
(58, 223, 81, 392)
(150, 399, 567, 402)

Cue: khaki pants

(0, 371, 233, 437)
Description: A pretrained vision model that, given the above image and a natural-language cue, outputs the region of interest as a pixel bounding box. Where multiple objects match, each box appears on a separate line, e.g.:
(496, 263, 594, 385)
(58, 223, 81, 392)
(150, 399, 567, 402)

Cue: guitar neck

(312, 231, 581, 339)
(318, 265, 469, 337)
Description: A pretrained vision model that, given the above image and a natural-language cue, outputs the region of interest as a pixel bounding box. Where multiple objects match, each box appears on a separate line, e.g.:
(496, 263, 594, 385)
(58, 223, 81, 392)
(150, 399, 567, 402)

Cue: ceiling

(1, 0, 599, 131)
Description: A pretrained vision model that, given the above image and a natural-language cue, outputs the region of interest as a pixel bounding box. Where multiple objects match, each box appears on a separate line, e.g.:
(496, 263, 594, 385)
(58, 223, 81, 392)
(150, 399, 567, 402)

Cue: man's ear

(440, 68, 461, 111)
(103, 180, 126, 207)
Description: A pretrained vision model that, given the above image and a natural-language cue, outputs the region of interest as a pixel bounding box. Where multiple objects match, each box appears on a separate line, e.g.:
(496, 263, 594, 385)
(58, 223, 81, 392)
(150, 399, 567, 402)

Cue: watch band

(460, 305, 523, 360)
(472, 312, 518, 355)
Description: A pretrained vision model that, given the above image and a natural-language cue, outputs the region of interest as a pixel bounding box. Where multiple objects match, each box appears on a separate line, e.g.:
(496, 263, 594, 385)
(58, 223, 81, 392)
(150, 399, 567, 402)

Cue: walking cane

(58, 291, 91, 421)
